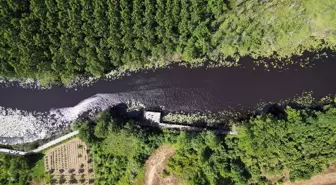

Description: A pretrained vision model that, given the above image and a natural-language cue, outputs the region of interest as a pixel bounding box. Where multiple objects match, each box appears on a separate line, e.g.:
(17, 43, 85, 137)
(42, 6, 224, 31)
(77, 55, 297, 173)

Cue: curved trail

(145, 146, 177, 185)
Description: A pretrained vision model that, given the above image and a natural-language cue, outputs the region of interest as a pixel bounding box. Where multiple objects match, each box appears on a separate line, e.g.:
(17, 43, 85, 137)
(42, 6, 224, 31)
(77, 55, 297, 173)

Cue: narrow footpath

(0, 131, 79, 156)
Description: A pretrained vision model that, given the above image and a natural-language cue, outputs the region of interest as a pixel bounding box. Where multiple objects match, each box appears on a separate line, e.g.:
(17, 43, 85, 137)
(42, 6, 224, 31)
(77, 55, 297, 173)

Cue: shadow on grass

(25, 152, 44, 167)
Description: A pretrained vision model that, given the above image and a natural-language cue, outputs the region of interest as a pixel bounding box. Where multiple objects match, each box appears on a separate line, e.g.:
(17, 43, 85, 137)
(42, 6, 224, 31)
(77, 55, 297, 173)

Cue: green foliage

(30, 158, 45, 182)
(238, 107, 336, 183)
(166, 106, 336, 184)
(79, 111, 163, 185)
(166, 132, 238, 185)
(0, 154, 31, 185)
(101, 131, 140, 157)
(76, 106, 336, 185)
(213, 0, 336, 59)
(2, 0, 335, 84)
(2, 105, 336, 184)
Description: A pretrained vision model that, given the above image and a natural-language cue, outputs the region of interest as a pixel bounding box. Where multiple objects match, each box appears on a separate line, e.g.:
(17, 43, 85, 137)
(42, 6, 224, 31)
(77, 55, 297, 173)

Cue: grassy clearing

(132, 168, 145, 185)
(30, 158, 50, 185)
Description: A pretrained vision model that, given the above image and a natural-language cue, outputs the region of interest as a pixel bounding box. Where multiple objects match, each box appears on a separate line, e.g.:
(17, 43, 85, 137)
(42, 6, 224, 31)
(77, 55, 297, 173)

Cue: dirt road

(145, 145, 180, 185)
(284, 164, 336, 185)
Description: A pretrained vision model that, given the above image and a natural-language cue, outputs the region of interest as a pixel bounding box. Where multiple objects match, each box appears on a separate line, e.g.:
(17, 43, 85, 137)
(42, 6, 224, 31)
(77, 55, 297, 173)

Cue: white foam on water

(0, 94, 124, 145)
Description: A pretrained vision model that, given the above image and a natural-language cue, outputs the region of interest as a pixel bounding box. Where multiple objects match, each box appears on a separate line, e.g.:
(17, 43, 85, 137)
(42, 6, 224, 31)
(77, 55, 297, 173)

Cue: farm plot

(44, 138, 94, 185)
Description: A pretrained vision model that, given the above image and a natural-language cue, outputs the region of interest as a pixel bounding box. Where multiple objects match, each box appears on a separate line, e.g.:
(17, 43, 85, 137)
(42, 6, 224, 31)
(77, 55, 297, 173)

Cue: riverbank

(0, 49, 332, 90)
(1, 58, 336, 144)
(0, 88, 331, 147)
(78, 102, 336, 185)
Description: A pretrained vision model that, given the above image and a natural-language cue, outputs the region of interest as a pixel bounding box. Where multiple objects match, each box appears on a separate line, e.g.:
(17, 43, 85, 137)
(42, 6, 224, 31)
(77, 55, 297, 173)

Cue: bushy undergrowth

(77, 105, 336, 185)
(0, 154, 30, 185)
(1, 104, 336, 184)
(0, 153, 45, 185)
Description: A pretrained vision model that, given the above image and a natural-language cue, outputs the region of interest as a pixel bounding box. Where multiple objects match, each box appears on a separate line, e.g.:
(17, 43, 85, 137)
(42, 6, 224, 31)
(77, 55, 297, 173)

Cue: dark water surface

(0, 57, 335, 112)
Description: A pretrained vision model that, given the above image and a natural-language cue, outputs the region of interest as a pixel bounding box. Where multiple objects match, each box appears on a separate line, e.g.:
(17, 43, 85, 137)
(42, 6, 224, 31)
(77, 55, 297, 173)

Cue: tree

(107, 0, 123, 66)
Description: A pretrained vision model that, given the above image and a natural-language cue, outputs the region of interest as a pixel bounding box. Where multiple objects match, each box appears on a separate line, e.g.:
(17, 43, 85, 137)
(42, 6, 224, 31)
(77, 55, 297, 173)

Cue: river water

(0, 56, 336, 144)
(1, 57, 335, 112)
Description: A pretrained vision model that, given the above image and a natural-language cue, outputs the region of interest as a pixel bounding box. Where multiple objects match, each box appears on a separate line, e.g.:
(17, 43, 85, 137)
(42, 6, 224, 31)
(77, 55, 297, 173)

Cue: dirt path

(284, 164, 336, 185)
(145, 145, 180, 185)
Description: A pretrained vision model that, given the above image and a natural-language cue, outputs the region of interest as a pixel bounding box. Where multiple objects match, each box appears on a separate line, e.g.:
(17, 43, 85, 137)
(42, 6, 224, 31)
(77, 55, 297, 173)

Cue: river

(0, 57, 335, 112)
(0, 56, 336, 144)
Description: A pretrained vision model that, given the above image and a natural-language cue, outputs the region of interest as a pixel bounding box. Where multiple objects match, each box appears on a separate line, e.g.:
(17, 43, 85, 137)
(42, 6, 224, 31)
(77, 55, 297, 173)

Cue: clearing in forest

(284, 163, 336, 185)
(44, 138, 94, 185)
(145, 145, 180, 185)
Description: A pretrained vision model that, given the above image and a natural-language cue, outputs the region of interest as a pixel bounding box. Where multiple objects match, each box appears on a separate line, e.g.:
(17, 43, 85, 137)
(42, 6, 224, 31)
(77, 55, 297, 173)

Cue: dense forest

(1, 0, 336, 84)
(0, 152, 45, 185)
(76, 105, 336, 185)
(0, 154, 31, 185)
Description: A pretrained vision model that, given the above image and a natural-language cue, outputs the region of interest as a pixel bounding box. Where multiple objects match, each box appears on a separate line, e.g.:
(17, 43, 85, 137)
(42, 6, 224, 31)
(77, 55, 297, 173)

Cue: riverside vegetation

(72, 105, 336, 185)
(0, 153, 48, 185)
(1, 104, 336, 184)
(0, 94, 333, 185)
(1, 0, 336, 84)
(0, 154, 31, 185)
